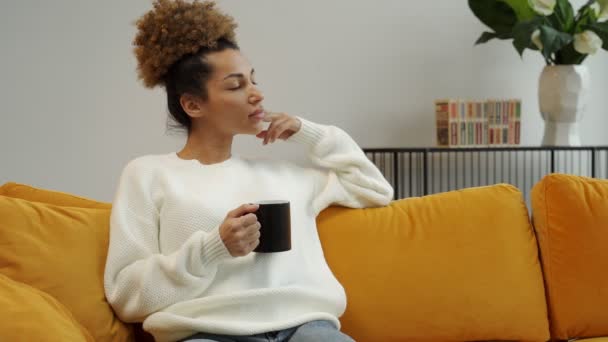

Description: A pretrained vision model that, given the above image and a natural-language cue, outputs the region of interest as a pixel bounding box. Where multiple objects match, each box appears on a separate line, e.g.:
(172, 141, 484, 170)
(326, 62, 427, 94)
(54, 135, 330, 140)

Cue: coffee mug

(253, 200, 291, 253)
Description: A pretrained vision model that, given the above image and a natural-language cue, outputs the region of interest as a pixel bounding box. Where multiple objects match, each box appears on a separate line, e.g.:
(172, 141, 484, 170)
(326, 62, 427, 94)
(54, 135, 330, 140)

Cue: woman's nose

(249, 86, 264, 103)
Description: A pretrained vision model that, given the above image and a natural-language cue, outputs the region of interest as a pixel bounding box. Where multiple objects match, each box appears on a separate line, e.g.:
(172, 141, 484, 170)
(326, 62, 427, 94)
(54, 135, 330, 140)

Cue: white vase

(538, 64, 590, 146)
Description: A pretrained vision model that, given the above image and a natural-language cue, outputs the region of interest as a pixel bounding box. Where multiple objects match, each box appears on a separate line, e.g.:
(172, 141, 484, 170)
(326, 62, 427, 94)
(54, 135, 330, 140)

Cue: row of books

(435, 99, 521, 147)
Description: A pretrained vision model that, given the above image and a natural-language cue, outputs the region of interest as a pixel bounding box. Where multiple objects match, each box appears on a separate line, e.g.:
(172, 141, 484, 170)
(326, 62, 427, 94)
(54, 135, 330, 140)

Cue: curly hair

(133, 0, 240, 133)
(133, 0, 238, 89)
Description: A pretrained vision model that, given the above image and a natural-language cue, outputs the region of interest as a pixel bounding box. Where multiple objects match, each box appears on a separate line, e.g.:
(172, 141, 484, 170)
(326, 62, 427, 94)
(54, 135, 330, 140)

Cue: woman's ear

(179, 93, 205, 119)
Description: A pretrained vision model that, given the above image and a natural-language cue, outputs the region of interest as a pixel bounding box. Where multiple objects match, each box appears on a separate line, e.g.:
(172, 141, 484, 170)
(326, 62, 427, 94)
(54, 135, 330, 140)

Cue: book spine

(489, 99, 495, 146)
(450, 100, 458, 147)
(515, 99, 521, 145)
(476, 101, 483, 146)
(483, 101, 488, 146)
(508, 99, 515, 146)
(460, 100, 466, 146)
(435, 99, 450, 147)
(502, 100, 509, 146)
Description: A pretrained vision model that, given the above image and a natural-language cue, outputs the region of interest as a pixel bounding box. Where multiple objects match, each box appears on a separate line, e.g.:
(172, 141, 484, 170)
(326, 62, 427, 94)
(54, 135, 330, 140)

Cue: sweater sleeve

(103, 158, 232, 323)
(287, 116, 394, 216)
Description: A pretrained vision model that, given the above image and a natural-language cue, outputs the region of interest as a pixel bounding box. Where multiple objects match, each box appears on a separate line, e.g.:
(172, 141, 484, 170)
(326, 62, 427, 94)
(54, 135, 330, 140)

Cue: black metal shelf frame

(363, 146, 608, 202)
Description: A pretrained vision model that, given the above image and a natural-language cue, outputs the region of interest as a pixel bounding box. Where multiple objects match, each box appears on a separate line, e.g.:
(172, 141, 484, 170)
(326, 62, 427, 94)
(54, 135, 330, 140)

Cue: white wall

(1, 0, 607, 201)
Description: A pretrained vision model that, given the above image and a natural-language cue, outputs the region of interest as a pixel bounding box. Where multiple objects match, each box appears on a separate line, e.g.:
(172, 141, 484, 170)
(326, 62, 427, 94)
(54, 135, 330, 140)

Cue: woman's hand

(219, 204, 261, 257)
(256, 112, 302, 145)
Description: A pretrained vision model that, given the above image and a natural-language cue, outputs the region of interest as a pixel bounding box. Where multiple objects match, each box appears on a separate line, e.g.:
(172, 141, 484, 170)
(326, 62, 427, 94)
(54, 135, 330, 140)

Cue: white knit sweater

(103, 116, 394, 342)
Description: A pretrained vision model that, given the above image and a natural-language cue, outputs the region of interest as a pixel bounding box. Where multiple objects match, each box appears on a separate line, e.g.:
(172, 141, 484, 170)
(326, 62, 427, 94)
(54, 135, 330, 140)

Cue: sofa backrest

(531, 174, 608, 341)
(317, 183, 550, 342)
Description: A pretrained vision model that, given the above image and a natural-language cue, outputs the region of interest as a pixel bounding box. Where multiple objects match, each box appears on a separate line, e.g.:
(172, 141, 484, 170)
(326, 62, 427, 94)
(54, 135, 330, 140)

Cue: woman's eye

(228, 80, 257, 90)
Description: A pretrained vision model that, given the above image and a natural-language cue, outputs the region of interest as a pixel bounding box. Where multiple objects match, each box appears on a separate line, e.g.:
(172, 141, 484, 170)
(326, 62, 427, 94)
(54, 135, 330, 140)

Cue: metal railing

(363, 146, 608, 203)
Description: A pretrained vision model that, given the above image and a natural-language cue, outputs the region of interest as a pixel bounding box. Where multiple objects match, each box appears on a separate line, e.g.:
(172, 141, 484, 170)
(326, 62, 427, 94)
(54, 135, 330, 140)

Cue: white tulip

(574, 30, 603, 55)
(531, 29, 543, 50)
(597, 0, 608, 22)
(528, 0, 556, 16)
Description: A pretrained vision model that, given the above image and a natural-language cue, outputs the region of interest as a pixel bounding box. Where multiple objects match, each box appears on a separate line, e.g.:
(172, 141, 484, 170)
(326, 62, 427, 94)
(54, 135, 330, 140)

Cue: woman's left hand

(256, 112, 302, 145)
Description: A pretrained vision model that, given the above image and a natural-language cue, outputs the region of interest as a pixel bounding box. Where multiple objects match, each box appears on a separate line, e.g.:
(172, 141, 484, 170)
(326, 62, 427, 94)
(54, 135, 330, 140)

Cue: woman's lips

(249, 110, 265, 120)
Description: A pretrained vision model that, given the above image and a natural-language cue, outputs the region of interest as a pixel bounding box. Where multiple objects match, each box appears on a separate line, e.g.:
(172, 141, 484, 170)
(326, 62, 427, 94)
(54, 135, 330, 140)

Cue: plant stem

(555, 14, 565, 31)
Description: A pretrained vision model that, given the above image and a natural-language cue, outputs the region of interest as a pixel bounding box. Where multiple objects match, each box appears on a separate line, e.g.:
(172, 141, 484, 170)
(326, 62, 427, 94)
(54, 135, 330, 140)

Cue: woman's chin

(240, 122, 265, 136)
(252, 121, 266, 132)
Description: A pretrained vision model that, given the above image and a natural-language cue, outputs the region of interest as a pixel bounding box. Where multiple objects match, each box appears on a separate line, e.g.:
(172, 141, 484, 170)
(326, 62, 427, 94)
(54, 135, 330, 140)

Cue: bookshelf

(363, 146, 608, 204)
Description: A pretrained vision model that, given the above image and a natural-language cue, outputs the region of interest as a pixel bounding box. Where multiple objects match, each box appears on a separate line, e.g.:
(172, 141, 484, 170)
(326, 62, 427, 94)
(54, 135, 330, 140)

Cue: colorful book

(435, 98, 522, 147)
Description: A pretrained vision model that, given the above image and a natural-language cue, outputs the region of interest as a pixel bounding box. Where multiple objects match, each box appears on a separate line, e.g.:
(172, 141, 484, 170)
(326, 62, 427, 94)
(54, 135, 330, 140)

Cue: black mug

(253, 200, 291, 253)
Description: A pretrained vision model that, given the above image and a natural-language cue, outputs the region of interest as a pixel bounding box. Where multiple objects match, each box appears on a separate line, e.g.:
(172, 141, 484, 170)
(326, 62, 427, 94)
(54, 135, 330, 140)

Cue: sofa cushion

(0, 273, 94, 341)
(317, 184, 549, 342)
(1, 182, 154, 342)
(0, 182, 111, 209)
(531, 174, 608, 340)
(0, 195, 133, 342)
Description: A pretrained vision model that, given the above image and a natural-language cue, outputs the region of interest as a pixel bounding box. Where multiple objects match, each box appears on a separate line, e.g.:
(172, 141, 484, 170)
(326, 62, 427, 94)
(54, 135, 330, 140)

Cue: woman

(103, 1, 394, 341)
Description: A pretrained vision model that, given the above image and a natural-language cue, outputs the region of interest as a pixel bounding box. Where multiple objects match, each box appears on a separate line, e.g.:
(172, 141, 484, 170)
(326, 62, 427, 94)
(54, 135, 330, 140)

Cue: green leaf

(499, 0, 537, 21)
(556, 43, 586, 64)
(575, 0, 598, 20)
(476, 31, 500, 44)
(585, 22, 608, 50)
(469, 0, 518, 38)
(539, 25, 574, 59)
(512, 18, 543, 56)
(551, 0, 575, 32)
(575, 4, 597, 33)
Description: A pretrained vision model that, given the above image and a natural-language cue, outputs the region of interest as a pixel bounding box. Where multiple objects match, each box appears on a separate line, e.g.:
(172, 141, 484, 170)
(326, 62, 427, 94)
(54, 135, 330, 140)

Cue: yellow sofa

(0, 173, 607, 342)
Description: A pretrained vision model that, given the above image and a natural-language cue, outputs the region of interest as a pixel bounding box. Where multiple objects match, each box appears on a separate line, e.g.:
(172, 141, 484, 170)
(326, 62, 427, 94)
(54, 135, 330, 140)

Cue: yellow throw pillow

(0, 273, 94, 341)
(0, 182, 111, 209)
(0, 195, 133, 342)
(531, 174, 608, 340)
(317, 184, 549, 342)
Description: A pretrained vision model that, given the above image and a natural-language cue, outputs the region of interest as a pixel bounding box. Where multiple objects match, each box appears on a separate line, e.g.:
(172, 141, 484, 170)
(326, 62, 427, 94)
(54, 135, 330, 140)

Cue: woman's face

(194, 49, 266, 136)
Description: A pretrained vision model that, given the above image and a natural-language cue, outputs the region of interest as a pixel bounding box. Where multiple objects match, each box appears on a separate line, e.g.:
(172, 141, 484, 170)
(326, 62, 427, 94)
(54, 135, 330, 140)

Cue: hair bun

(133, 0, 238, 88)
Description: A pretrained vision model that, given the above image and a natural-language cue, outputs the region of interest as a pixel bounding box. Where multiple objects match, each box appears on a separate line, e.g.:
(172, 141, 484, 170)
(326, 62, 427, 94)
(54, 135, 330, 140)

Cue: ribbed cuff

(287, 116, 327, 148)
(201, 228, 232, 267)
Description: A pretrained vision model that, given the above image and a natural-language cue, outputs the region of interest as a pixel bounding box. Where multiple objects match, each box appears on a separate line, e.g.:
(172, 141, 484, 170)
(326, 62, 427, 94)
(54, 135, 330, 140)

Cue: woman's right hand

(219, 204, 261, 257)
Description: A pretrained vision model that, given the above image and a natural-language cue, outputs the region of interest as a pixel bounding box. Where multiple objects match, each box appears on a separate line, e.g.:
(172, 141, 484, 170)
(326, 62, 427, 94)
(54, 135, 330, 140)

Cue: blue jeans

(178, 320, 355, 342)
